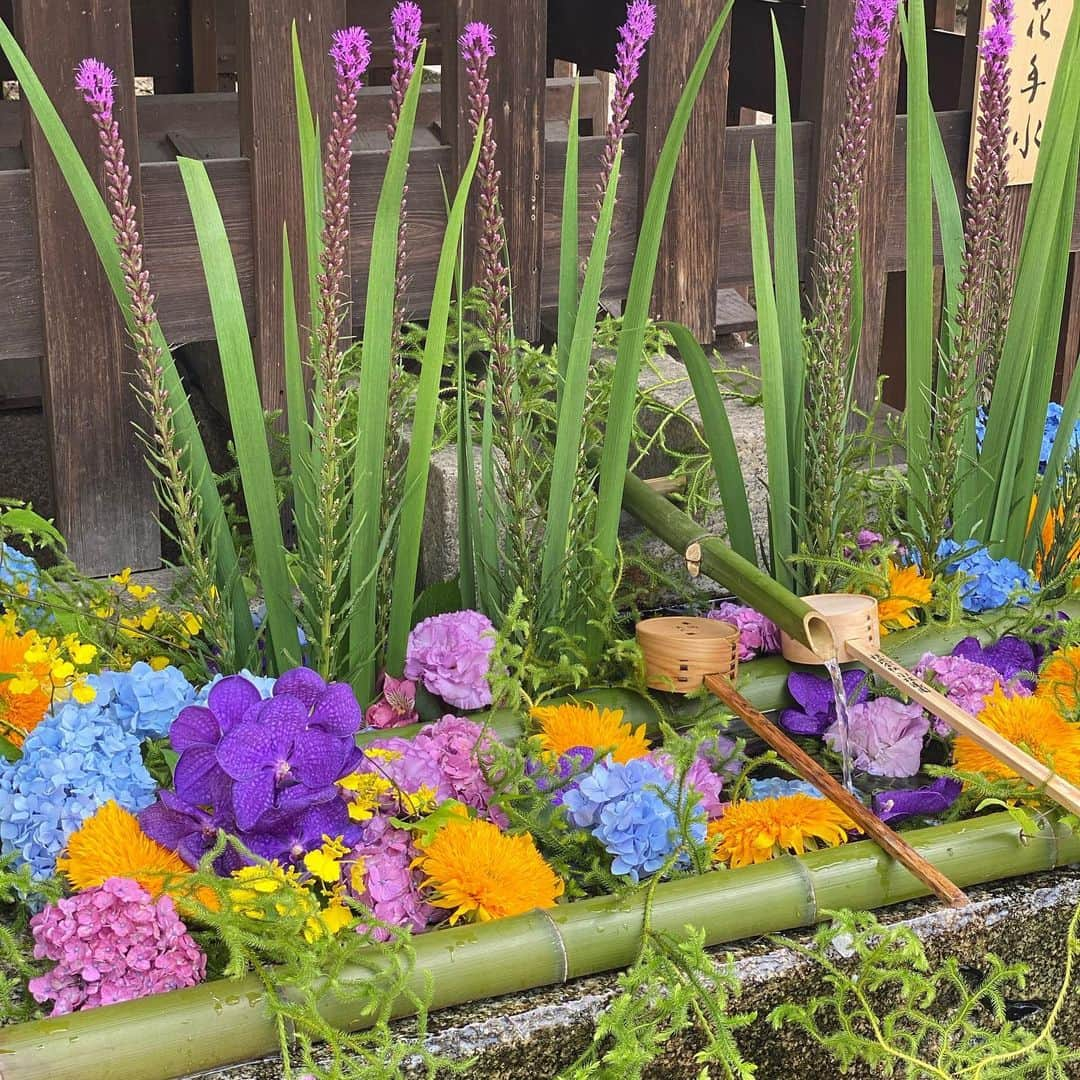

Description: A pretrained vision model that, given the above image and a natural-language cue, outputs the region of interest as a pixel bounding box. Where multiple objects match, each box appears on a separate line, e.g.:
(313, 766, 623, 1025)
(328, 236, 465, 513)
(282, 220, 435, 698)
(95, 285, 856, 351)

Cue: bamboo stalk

(2, 812, 1076, 1080)
(703, 672, 969, 907)
(846, 640, 1080, 817)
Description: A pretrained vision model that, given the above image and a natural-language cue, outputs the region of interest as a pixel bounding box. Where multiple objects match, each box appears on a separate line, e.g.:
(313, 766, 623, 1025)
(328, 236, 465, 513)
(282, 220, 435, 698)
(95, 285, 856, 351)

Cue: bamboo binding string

(780, 594, 1080, 819)
(636, 616, 970, 908)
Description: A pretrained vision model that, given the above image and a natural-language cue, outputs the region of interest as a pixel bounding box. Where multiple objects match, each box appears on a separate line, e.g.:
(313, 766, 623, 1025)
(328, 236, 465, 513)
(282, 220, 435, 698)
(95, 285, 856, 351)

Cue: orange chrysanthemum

(953, 687, 1080, 786)
(415, 818, 564, 924)
(709, 795, 856, 869)
(1037, 646, 1080, 717)
(57, 801, 190, 897)
(529, 702, 651, 763)
(0, 621, 51, 747)
(872, 562, 933, 634)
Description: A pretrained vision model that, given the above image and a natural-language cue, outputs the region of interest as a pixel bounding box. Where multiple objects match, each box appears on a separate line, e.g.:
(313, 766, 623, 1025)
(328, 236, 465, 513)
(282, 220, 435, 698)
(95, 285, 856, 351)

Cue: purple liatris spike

(74, 57, 116, 114)
(330, 26, 372, 88)
(389, 3, 423, 137)
(459, 20, 496, 64)
(596, 1, 657, 217)
(852, 0, 899, 75)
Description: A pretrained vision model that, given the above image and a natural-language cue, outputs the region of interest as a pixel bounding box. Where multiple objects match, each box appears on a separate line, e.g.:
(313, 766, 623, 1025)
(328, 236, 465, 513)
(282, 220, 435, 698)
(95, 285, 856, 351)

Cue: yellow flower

(338, 772, 395, 821)
(71, 678, 96, 705)
(364, 747, 403, 763)
(415, 818, 564, 924)
(139, 605, 162, 631)
(126, 583, 156, 601)
(872, 562, 933, 634)
(530, 702, 651, 764)
(0, 621, 52, 747)
(67, 640, 97, 666)
(149, 655, 171, 671)
(228, 863, 316, 921)
(401, 784, 439, 816)
(311, 898, 353, 939)
(709, 795, 856, 869)
(1037, 646, 1080, 717)
(954, 687, 1080, 786)
(111, 567, 133, 586)
(180, 611, 202, 637)
(303, 835, 348, 883)
(57, 801, 190, 897)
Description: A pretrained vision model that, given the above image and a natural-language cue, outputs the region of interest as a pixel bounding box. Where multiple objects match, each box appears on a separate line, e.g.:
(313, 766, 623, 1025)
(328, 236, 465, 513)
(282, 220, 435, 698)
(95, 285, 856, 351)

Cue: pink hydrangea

(363, 715, 504, 823)
(404, 610, 495, 709)
(648, 751, 726, 818)
(348, 815, 438, 939)
(915, 652, 1030, 734)
(707, 603, 781, 661)
(366, 675, 420, 729)
(28, 877, 205, 1015)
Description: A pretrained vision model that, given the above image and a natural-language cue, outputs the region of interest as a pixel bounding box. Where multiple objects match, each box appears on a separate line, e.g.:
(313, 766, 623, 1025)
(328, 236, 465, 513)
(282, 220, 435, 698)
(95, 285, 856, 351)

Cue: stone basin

(192, 866, 1080, 1079)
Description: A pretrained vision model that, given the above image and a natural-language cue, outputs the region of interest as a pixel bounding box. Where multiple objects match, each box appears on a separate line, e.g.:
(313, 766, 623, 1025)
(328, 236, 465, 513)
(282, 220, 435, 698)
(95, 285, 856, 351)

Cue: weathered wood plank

(238, 0, 345, 415)
(191, 0, 219, 93)
(441, 0, 548, 340)
(14, 0, 159, 572)
(631, 0, 731, 340)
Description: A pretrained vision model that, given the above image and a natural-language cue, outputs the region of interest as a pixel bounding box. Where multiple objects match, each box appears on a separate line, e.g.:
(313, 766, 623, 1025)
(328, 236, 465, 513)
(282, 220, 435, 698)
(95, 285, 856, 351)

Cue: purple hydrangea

(28, 878, 205, 1015)
(872, 777, 962, 824)
(951, 634, 1039, 684)
(404, 610, 495, 709)
(527, 745, 597, 804)
(824, 697, 928, 778)
(706, 603, 781, 661)
(647, 751, 726, 818)
(779, 669, 870, 737)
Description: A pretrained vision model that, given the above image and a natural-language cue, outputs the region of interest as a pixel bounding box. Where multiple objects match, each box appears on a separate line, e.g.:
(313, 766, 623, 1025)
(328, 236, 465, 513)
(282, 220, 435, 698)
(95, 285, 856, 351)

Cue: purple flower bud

(74, 57, 116, 114)
(330, 26, 373, 86)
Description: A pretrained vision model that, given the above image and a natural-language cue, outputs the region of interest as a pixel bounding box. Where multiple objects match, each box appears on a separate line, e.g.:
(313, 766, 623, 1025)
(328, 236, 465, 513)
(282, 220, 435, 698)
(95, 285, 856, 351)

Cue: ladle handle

(702, 674, 970, 908)
(844, 640, 1080, 819)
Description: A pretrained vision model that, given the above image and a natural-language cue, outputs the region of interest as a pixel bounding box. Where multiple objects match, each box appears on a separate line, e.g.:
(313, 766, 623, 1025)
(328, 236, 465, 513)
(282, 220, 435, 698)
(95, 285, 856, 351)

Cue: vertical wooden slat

(441, 0, 547, 341)
(191, 0, 219, 93)
(800, 0, 902, 409)
(1056, 255, 1080, 397)
(238, 0, 345, 415)
(630, 0, 731, 341)
(15, 0, 159, 574)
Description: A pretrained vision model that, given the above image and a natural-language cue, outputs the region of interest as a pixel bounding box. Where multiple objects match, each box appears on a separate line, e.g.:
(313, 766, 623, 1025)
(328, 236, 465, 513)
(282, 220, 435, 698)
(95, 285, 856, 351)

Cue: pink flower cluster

(915, 652, 1029, 731)
(404, 610, 495, 709)
(364, 714, 505, 822)
(648, 751, 726, 818)
(349, 815, 437, 939)
(28, 877, 205, 1016)
(367, 675, 420, 729)
(707, 602, 781, 661)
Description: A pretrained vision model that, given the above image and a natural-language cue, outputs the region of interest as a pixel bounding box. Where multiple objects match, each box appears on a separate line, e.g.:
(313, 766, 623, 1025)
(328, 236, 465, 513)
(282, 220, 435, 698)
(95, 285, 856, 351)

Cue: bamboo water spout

(635, 616, 969, 907)
(782, 594, 1080, 819)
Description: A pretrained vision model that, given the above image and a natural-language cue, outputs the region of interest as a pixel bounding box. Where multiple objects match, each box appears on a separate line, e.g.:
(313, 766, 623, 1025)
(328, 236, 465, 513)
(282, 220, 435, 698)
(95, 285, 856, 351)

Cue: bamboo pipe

(703, 672, 969, 907)
(1, 812, 1075, 1080)
(782, 594, 1080, 819)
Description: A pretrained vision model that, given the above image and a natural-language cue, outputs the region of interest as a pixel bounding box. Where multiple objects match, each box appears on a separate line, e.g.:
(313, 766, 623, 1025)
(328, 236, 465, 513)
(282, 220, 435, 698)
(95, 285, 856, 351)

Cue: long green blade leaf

(349, 44, 427, 698)
(594, 3, 734, 567)
(0, 18, 252, 662)
(385, 123, 483, 674)
(540, 150, 622, 627)
(283, 227, 312, 529)
(179, 157, 298, 673)
(665, 321, 757, 565)
(749, 145, 793, 589)
(903, 0, 934, 533)
(557, 79, 581, 376)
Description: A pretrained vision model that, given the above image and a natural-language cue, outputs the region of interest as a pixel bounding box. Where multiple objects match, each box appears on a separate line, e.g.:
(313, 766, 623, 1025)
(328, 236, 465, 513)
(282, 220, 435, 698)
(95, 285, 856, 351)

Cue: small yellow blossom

(126, 583, 156, 601)
(111, 567, 133, 586)
(401, 785, 438, 815)
(338, 772, 394, 821)
(180, 611, 202, 637)
(71, 679, 96, 705)
(149, 655, 171, 671)
(303, 836, 349, 883)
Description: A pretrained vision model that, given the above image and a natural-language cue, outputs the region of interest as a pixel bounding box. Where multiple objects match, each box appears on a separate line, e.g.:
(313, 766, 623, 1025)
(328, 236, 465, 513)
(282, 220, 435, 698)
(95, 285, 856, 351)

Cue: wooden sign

(970, 0, 1076, 186)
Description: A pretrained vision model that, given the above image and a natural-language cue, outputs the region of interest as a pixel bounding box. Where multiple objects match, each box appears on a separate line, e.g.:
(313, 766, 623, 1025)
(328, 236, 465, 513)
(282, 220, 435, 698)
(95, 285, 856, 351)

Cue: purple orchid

(951, 635, 1037, 686)
(872, 777, 962, 823)
(138, 790, 230, 870)
(273, 666, 364, 737)
(824, 697, 929, 778)
(170, 675, 264, 807)
(244, 799, 360, 866)
(780, 669, 870, 737)
(216, 695, 353, 831)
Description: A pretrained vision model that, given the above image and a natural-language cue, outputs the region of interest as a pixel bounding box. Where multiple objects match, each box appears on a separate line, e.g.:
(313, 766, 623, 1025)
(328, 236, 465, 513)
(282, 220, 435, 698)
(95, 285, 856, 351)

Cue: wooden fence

(0, 0, 1077, 575)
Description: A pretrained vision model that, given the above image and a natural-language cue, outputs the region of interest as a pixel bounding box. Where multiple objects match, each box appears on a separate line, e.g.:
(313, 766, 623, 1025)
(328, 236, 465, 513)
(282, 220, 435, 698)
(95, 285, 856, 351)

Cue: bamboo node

(535, 907, 570, 983)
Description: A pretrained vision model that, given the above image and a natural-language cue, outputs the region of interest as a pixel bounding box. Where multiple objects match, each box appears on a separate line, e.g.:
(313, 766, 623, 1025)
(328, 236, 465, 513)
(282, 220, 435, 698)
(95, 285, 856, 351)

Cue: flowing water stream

(823, 657, 855, 793)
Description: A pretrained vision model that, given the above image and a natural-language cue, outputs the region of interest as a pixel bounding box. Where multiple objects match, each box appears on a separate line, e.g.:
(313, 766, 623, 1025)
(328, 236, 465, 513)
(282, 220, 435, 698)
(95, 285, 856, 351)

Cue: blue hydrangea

(563, 757, 706, 883)
(194, 669, 276, 706)
(0, 698, 158, 877)
(0, 543, 39, 599)
(937, 539, 1038, 614)
(747, 777, 823, 801)
(90, 661, 195, 740)
(974, 403, 1080, 475)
